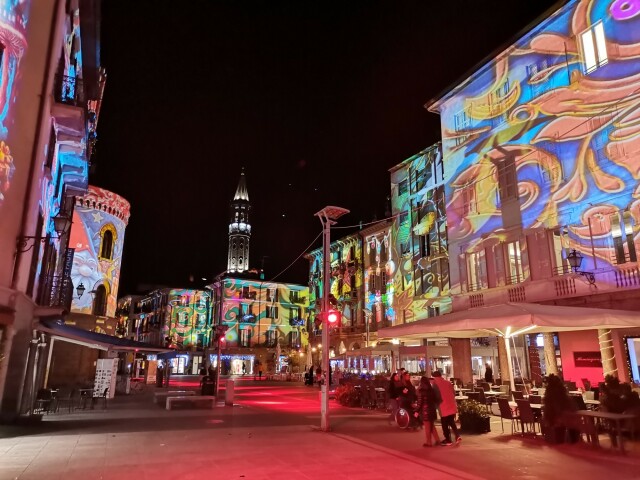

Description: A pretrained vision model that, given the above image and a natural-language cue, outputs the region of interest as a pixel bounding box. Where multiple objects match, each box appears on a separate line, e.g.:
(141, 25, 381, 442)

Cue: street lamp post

(315, 205, 349, 432)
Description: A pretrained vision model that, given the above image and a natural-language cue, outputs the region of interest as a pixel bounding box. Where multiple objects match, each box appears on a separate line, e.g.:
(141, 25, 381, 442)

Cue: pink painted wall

(558, 330, 603, 389)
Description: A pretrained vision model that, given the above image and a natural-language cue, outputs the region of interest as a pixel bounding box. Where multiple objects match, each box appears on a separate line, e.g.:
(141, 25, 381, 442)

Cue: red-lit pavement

(0, 377, 637, 479)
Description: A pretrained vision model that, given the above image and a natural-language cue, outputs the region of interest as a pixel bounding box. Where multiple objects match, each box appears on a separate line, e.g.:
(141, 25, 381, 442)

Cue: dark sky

(95, 0, 560, 295)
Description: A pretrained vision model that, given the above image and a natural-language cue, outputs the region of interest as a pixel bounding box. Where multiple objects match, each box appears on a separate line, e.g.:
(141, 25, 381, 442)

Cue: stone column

(450, 338, 473, 384)
(497, 336, 510, 384)
(598, 328, 618, 378)
(542, 332, 559, 376)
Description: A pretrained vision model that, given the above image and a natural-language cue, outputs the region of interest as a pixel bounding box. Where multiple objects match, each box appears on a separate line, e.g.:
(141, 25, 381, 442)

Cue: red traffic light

(326, 309, 340, 324)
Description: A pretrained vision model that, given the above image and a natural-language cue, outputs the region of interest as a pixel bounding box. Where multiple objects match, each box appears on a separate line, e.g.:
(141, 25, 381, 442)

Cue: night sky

(95, 0, 560, 295)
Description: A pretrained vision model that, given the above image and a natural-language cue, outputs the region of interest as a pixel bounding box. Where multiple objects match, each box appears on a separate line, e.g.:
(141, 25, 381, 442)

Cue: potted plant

(458, 399, 490, 434)
(335, 383, 361, 407)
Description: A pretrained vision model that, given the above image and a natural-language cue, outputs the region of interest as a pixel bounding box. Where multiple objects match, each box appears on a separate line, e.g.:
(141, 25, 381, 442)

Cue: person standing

(432, 370, 461, 446)
(484, 363, 493, 384)
(415, 376, 441, 447)
(387, 372, 402, 424)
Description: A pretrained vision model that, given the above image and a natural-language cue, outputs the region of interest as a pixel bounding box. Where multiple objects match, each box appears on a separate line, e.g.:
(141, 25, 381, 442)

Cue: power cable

(267, 231, 322, 283)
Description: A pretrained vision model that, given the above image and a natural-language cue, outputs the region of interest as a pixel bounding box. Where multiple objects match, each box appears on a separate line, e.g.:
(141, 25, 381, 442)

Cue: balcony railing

(54, 75, 85, 106)
(38, 274, 74, 310)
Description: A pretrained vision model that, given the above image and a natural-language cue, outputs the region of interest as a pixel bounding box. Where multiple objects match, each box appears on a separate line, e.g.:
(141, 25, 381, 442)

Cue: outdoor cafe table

(484, 391, 502, 397)
(455, 396, 469, 401)
(575, 410, 637, 453)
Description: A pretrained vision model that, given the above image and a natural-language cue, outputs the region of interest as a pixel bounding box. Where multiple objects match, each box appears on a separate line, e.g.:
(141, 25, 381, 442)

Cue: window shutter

(494, 243, 506, 287)
(458, 253, 468, 293)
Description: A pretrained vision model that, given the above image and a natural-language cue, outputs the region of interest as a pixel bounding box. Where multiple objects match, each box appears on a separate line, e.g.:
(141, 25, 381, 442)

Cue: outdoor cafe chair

(512, 390, 525, 401)
(56, 388, 76, 413)
(34, 388, 54, 415)
(474, 388, 493, 412)
(516, 400, 540, 436)
(497, 397, 520, 435)
(571, 394, 587, 411)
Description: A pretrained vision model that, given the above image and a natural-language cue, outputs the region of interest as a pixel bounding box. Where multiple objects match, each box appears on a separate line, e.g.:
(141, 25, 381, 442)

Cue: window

(399, 211, 409, 225)
(491, 79, 510, 125)
(266, 305, 278, 319)
(239, 328, 250, 348)
(398, 179, 408, 196)
(267, 287, 278, 302)
(505, 241, 526, 284)
(265, 330, 276, 347)
(611, 211, 637, 264)
(401, 241, 411, 256)
(290, 290, 301, 304)
(496, 158, 518, 202)
(289, 330, 300, 348)
(548, 227, 571, 275)
(460, 185, 478, 215)
(99, 226, 115, 260)
(290, 306, 302, 322)
(580, 21, 608, 74)
(92, 284, 108, 316)
(415, 167, 426, 191)
(467, 250, 487, 291)
(46, 125, 56, 170)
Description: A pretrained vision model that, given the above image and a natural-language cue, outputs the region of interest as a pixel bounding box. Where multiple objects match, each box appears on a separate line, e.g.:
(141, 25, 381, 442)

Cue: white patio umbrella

(275, 341, 281, 373)
(306, 343, 313, 368)
(378, 302, 640, 392)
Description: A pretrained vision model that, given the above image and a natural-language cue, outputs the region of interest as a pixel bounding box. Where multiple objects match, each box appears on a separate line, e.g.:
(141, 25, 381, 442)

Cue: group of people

(388, 368, 462, 447)
(304, 365, 335, 386)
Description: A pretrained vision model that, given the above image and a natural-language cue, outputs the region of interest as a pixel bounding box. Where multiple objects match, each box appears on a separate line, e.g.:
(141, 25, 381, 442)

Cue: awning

(37, 317, 171, 353)
(378, 303, 640, 340)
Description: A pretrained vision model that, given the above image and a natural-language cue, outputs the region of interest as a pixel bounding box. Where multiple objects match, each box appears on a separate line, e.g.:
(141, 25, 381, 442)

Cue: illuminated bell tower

(227, 169, 251, 273)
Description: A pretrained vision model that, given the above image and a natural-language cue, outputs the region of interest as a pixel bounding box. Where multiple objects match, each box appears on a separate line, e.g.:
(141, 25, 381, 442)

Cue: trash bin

(201, 376, 216, 396)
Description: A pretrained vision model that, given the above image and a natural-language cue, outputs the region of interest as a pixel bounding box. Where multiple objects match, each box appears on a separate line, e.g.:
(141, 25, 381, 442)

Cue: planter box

(460, 415, 490, 434)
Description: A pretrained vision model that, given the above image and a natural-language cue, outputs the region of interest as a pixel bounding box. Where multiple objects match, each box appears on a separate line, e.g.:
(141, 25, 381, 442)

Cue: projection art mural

(0, 1, 29, 207)
(308, 236, 363, 329)
(220, 278, 310, 348)
(390, 144, 451, 324)
(164, 289, 212, 349)
(439, 0, 640, 290)
(363, 231, 395, 325)
(70, 186, 130, 317)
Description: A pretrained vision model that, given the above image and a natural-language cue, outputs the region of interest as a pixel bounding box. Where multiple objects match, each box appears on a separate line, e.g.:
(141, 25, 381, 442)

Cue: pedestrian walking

(432, 370, 461, 446)
(387, 372, 402, 424)
(415, 376, 441, 447)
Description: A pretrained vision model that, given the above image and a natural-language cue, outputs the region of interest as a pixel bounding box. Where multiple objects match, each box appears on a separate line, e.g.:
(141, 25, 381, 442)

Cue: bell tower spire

(228, 168, 251, 273)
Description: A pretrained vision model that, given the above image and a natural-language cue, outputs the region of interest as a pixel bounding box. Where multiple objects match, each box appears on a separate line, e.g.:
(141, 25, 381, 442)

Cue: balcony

(38, 274, 74, 311)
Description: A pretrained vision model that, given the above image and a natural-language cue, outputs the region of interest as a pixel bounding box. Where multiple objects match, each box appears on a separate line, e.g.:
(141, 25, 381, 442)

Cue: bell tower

(227, 168, 251, 273)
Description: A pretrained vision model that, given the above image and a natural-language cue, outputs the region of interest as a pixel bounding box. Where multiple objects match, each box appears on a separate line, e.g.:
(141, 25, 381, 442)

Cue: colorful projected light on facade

(69, 186, 130, 317)
(0, 1, 29, 207)
(431, 0, 640, 292)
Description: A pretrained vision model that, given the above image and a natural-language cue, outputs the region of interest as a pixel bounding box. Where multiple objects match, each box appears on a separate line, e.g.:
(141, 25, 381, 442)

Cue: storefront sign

(573, 351, 602, 368)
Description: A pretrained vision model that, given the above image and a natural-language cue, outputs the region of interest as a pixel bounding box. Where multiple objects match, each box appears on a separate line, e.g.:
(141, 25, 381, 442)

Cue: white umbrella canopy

(275, 341, 281, 372)
(306, 343, 313, 368)
(378, 303, 640, 341)
(378, 302, 640, 392)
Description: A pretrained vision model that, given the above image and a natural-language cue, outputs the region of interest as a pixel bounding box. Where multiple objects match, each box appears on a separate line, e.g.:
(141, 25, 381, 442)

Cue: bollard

(225, 379, 234, 406)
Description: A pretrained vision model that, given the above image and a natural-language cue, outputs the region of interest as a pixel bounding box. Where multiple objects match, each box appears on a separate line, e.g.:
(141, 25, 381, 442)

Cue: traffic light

(325, 309, 341, 326)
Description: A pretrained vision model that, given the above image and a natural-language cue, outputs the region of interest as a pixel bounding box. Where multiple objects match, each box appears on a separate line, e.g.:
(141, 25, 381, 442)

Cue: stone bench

(154, 390, 196, 404)
(166, 395, 216, 411)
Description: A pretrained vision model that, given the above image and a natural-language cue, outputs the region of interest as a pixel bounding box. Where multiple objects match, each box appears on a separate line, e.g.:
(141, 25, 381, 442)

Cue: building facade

(0, 0, 105, 419)
(423, 0, 640, 385)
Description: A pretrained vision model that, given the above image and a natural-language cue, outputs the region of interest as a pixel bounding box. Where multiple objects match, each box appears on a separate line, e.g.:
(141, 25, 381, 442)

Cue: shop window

(580, 21, 608, 74)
